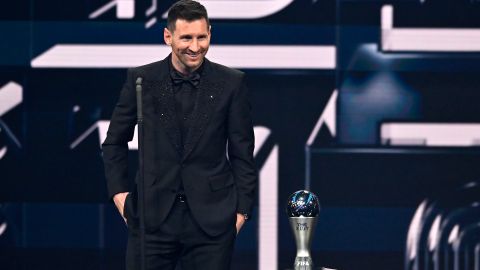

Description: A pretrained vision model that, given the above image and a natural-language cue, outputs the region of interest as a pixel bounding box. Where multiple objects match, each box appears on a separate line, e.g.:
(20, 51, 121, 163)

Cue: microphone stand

(135, 77, 146, 270)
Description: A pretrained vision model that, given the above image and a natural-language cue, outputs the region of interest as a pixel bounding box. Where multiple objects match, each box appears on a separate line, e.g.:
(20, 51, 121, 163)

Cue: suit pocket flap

(209, 172, 234, 191)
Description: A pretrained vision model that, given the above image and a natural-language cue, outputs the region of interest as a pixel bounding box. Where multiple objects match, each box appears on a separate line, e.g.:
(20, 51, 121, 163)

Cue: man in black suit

(102, 1, 257, 269)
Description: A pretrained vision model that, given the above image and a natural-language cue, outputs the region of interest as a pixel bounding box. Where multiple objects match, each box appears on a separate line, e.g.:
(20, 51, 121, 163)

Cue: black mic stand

(135, 77, 146, 270)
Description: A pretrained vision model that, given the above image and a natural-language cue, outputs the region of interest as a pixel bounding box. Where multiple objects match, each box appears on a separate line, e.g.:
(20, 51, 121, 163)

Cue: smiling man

(101, 1, 258, 269)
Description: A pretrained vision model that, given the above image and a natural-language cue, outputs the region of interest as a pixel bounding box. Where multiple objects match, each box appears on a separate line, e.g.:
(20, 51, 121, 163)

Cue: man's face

(164, 18, 211, 74)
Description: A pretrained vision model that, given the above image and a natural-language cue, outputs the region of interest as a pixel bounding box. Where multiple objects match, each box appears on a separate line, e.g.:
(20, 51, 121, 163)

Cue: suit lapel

(144, 57, 182, 156)
(182, 59, 223, 161)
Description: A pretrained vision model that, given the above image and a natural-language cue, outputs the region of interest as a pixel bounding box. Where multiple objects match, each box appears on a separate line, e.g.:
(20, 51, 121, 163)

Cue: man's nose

(189, 39, 199, 52)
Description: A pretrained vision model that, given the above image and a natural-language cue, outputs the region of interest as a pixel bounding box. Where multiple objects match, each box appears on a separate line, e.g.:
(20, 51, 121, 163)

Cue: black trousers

(126, 198, 236, 270)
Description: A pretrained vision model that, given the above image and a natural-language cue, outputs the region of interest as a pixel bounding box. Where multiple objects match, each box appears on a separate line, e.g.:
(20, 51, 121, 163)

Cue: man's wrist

(113, 192, 128, 202)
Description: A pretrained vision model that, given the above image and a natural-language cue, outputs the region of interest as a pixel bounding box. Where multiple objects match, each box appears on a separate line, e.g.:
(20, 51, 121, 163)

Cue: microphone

(135, 76, 146, 270)
(136, 77, 143, 122)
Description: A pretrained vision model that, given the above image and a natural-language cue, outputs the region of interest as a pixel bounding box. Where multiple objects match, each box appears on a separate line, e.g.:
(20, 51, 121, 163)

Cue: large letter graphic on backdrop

(90, 0, 135, 19)
(162, 0, 295, 19)
(305, 89, 337, 189)
(254, 127, 279, 270)
(381, 5, 480, 52)
(90, 0, 295, 20)
(0, 81, 23, 160)
(31, 45, 336, 70)
(90, 0, 295, 28)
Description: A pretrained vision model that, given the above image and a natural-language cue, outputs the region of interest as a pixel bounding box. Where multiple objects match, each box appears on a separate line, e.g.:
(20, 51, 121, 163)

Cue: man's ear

(164, 28, 172, 46)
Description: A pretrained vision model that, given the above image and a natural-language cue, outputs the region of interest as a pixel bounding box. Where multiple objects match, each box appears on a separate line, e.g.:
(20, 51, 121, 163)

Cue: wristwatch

(241, 213, 250, 221)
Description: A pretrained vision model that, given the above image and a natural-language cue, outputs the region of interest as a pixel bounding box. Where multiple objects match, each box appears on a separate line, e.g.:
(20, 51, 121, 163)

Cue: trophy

(286, 190, 320, 270)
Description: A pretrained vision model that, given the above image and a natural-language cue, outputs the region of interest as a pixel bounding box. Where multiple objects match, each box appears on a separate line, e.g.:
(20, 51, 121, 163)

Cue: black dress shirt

(169, 60, 204, 194)
(169, 60, 203, 148)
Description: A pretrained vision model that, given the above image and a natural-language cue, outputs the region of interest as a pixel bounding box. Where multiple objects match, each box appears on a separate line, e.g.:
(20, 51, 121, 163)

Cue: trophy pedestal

(286, 191, 324, 270)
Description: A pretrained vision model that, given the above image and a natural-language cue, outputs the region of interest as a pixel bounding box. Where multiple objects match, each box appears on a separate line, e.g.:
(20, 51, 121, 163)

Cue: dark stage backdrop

(1, 0, 480, 270)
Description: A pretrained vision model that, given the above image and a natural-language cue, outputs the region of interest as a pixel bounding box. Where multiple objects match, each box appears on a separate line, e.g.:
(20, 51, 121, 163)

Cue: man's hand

(236, 213, 246, 234)
(113, 192, 129, 223)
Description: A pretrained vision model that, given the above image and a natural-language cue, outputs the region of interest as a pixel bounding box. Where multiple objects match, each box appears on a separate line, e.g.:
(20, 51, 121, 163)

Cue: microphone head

(136, 77, 143, 85)
(286, 190, 320, 217)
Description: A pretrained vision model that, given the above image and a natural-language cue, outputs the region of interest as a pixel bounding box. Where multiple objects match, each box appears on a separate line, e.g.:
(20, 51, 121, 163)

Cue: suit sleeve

(227, 73, 258, 217)
(102, 68, 137, 200)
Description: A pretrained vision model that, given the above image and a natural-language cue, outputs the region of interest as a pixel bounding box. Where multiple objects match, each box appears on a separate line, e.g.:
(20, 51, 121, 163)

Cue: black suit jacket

(102, 56, 257, 236)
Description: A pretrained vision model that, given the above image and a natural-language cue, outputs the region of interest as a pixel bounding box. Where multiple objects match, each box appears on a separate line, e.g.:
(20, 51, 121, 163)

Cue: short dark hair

(167, 0, 210, 32)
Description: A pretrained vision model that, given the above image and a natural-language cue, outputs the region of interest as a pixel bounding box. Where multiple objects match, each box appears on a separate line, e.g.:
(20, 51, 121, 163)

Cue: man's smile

(185, 52, 201, 59)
